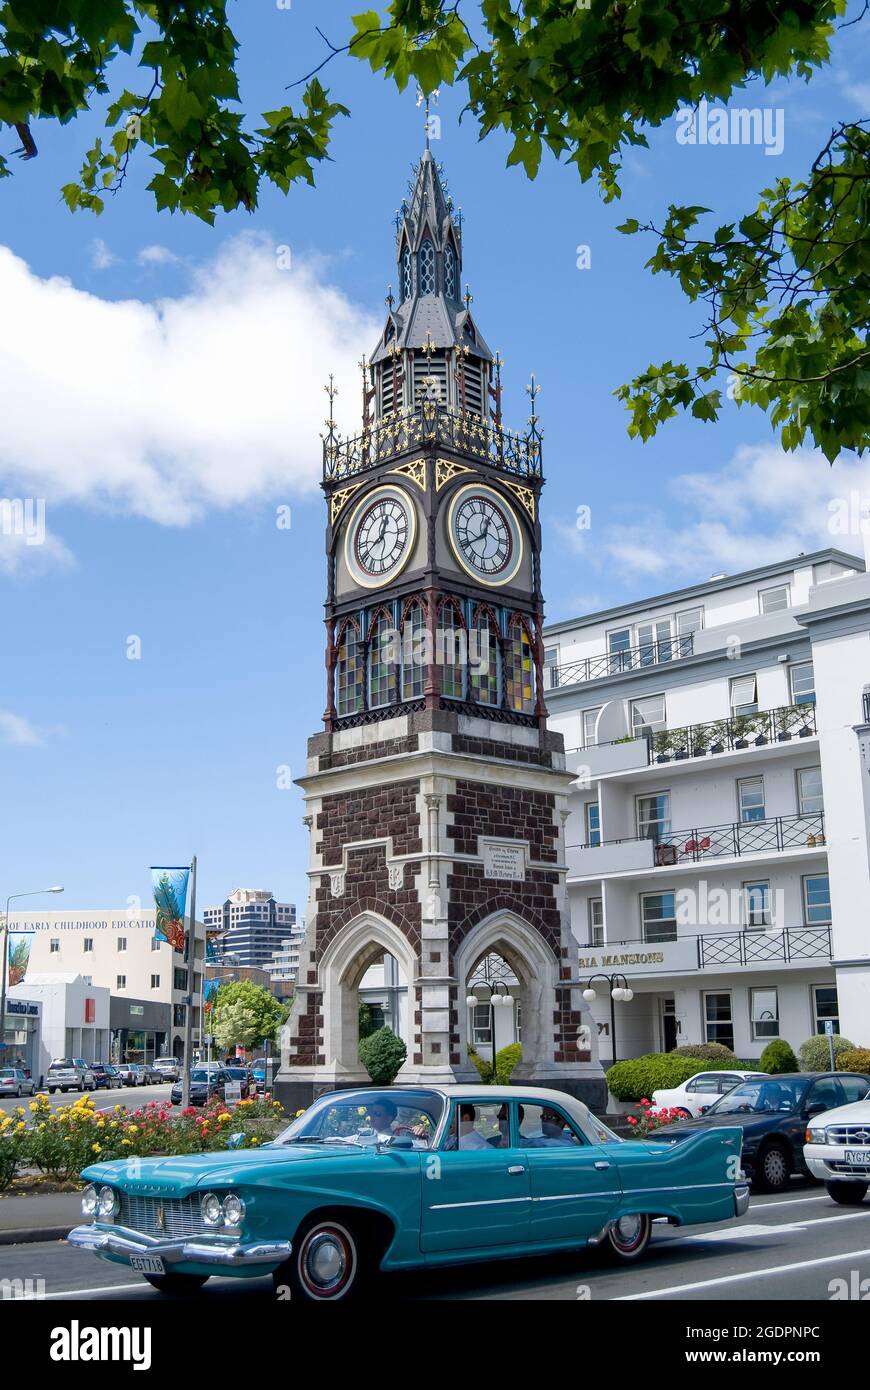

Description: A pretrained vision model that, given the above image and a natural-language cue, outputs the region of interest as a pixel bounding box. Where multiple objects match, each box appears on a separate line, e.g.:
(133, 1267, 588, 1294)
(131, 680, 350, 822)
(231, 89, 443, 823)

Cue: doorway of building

(661, 996, 678, 1052)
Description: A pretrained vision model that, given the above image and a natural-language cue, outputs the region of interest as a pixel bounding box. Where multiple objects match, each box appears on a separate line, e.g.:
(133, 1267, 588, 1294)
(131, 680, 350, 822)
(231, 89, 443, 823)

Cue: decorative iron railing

(322, 403, 543, 482)
(545, 634, 694, 688)
(697, 925, 832, 968)
(647, 703, 817, 763)
(582, 811, 826, 860)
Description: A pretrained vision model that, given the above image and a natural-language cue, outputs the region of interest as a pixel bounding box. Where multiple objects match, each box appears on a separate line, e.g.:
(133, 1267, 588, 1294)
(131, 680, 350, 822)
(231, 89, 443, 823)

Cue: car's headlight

(806, 1127, 828, 1145)
(201, 1192, 224, 1227)
(223, 1193, 245, 1226)
(97, 1185, 119, 1218)
(81, 1184, 98, 1217)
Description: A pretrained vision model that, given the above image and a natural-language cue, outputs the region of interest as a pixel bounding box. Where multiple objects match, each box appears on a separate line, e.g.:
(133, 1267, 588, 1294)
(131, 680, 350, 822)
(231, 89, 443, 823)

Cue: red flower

(627, 1115, 638, 1125)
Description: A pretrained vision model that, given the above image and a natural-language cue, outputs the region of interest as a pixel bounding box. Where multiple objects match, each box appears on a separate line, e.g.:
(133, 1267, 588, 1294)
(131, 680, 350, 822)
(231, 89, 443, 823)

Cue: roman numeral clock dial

(447, 483, 523, 587)
(344, 485, 417, 589)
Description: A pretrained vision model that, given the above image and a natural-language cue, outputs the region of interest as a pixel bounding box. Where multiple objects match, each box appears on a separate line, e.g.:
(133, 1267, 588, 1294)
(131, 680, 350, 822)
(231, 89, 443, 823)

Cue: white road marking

(668, 1208, 870, 1245)
(617, 1245, 870, 1300)
(41, 1283, 148, 1300)
(749, 1194, 830, 1210)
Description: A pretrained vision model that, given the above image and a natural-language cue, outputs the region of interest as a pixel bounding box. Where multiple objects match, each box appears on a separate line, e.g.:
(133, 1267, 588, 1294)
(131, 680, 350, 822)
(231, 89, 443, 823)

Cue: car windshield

(706, 1077, 809, 1115)
(276, 1089, 445, 1150)
(0, 1070, 15, 1079)
(225, 1068, 246, 1078)
(190, 1070, 212, 1083)
(51, 1060, 74, 1068)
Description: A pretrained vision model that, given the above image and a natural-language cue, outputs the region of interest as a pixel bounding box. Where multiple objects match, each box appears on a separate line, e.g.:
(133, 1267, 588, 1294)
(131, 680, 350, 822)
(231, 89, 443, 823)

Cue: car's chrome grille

(830, 1161, 870, 1175)
(828, 1126, 870, 1146)
(118, 1194, 205, 1238)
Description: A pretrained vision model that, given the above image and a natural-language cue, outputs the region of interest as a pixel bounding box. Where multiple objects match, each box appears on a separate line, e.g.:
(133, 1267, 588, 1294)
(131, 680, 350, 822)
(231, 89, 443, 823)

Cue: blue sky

(1, 2, 868, 919)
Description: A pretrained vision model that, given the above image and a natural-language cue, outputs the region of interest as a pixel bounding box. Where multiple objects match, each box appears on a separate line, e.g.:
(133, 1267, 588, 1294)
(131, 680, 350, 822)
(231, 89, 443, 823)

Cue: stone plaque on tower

(275, 149, 605, 1113)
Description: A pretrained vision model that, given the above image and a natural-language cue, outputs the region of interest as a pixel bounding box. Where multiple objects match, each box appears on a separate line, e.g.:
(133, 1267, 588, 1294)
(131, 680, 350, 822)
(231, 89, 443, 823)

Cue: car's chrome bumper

(734, 1183, 751, 1217)
(68, 1223, 291, 1269)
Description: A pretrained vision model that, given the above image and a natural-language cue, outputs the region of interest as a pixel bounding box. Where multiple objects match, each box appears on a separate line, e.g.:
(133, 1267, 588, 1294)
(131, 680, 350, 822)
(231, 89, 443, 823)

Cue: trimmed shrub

(758, 1039, 799, 1074)
(466, 1044, 522, 1085)
(672, 1043, 738, 1064)
(606, 1053, 721, 1102)
(359, 1026, 407, 1085)
(467, 1046, 490, 1082)
(798, 1034, 856, 1072)
(836, 1048, 870, 1074)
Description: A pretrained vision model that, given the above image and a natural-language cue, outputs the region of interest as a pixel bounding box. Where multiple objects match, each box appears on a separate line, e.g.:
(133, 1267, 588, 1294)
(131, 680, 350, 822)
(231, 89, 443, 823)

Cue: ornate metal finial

(463, 285, 473, 309)
(455, 206, 464, 232)
(525, 372, 543, 464)
(492, 351, 504, 430)
(321, 375, 340, 475)
(416, 86, 440, 150)
(423, 329, 436, 362)
(393, 207, 403, 234)
(385, 284, 395, 311)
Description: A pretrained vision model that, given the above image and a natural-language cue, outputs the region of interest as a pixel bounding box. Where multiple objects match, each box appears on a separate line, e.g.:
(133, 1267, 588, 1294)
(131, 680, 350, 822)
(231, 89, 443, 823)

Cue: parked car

(69, 1084, 749, 1300)
(137, 1062, 165, 1085)
(804, 1088, 870, 1205)
(0, 1067, 36, 1098)
(114, 1063, 147, 1087)
(652, 1069, 769, 1118)
(169, 1067, 240, 1107)
(661, 1071, 870, 1192)
(46, 1058, 96, 1093)
(89, 1063, 121, 1090)
(222, 1066, 252, 1100)
(153, 1058, 180, 1082)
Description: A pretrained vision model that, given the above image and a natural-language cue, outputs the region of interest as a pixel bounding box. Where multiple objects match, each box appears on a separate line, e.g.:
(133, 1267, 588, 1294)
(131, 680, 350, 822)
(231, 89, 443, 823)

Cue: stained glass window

(419, 240, 435, 295)
(506, 616, 535, 714)
(444, 245, 456, 299)
(401, 601, 426, 701)
(438, 600, 465, 699)
(401, 247, 412, 300)
(336, 619, 364, 718)
(368, 610, 397, 709)
(470, 606, 499, 707)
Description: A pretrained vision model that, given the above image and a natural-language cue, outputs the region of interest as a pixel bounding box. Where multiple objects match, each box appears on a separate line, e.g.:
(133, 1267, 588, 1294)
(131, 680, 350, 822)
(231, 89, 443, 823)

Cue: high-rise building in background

(203, 890, 296, 971)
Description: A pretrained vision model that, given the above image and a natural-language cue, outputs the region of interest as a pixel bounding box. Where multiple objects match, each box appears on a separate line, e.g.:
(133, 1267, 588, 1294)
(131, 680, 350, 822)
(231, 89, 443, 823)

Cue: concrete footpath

(0, 1191, 82, 1244)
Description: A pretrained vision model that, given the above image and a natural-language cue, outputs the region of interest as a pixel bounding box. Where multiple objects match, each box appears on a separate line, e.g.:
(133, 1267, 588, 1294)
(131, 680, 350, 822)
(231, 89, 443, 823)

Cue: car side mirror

(382, 1134, 414, 1151)
(226, 1132, 245, 1150)
(805, 1102, 827, 1118)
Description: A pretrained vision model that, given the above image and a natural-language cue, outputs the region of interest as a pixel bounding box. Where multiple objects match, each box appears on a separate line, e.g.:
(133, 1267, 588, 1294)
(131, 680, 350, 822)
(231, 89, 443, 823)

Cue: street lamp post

(465, 979, 513, 1083)
(581, 972, 634, 1068)
(0, 886, 64, 1060)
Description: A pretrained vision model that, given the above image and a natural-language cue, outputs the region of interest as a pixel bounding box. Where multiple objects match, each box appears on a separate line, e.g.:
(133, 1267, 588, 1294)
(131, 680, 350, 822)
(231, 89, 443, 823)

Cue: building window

(444, 244, 456, 298)
(117, 937, 127, 952)
(630, 694, 666, 736)
(174, 967, 187, 991)
(641, 892, 677, 943)
(336, 618, 364, 718)
(803, 874, 831, 925)
(737, 776, 765, 823)
(797, 766, 824, 816)
(751, 987, 780, 1040)
(401, 247, 412, 300)
(400, 600, 426, 702)
(470, 607, 499, 707)
(636, 620, 672, 666)
(760, 583, 790, 614)
(116, 975, 126, 990)
(589, 898, 604, 946)
(83, 938, 93, 953)
(505, 616, 535, 714)
(367, 609, 397, 710)
(173, 1004, 186, 1027)
(470, 1003, 492, 1045)
(419, 240, 435, 295)
(704, 992, 734, 1051)
(607, 627, 632, 672)
(676, 607, 703, 641)
(585, 802, 601, 847)
(151, 937, 161, 951)
(637, 792, 671, 843)
(813, 985, 839, 1034)
(150, 974, 160, 989)
(730, 674, 758, 715)
(439, 599, 465, 699)
(743, 881, 772, 928)
(582, 707, 601, 747)
(790, 661, 815, 706)
(543, 646, 559, 690)
(49, 938, 59, 954)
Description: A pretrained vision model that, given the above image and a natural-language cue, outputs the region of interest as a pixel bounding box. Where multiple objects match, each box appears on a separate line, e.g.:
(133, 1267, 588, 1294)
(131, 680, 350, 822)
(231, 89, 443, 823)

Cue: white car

(652, 1069, 768, 1117)
(46, 1058, 96, 1093)
(804, 1091, 870, 1204)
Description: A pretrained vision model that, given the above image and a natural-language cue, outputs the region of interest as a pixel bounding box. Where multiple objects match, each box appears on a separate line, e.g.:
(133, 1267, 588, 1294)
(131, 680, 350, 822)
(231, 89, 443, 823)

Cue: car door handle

(594, 1161, 611, 1170)
(507, 1165, 525, 1176)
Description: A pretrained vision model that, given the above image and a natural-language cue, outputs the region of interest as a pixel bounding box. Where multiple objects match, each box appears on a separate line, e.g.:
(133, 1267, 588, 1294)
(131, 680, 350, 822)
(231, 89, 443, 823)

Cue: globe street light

(581, 972, 634, 1067)
(0, 886, 64, 1059)
(465, 979, 513, 1083)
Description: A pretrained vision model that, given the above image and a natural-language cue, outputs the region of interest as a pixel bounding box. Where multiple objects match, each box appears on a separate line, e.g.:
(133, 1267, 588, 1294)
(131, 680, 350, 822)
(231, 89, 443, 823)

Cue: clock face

(448, 484, 523, 586)
(345, 486, 416, 588)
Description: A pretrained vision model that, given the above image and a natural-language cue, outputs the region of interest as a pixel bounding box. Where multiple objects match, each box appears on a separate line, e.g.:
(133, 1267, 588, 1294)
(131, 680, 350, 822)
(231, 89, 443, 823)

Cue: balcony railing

(647, 703, 817, 764)
(323, 403, 542, 482)
(697, 925, 832, 968)
(545, 633, 694, 689)
(582, 811, 826, 862)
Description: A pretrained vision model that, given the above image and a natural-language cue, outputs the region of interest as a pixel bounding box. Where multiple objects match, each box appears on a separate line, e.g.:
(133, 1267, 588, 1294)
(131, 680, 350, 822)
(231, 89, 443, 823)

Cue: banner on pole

(150, 866, 190, 953)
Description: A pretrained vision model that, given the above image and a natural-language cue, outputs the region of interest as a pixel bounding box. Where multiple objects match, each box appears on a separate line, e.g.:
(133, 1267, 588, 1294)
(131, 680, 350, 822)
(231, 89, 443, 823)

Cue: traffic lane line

(615, 1245, 870, 1300)
(662, 1207, 870, 1246)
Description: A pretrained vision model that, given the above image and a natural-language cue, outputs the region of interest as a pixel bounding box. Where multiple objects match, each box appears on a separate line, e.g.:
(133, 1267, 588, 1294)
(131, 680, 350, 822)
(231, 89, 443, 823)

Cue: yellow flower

(96, 1119, 106, 1129)
(121, 1138, 132, 1147)
(110, 1120, 119, 1129)
(15, 1121, 25, 1132)
(249, 1137, 259, 1146)
(37, 1122, 46, 1131)
(217, 1113, 231, 1124)
(91, 1143, 101, 1154)
(127, 1124, 138, 1134)
(14, 1106, 25, 1118)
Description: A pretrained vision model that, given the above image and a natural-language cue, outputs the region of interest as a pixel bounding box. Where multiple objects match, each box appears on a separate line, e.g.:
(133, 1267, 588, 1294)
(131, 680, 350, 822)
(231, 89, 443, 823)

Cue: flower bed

(0, 1093, 289, 1190)
(624, 1098, 686, 1139)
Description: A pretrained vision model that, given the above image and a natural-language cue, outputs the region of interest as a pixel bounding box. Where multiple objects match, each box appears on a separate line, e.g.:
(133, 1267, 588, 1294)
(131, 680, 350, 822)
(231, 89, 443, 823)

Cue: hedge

(836, 1048, 870, 1074)
(758, 1039, 799, 1074)
(671, 1043, 738, 1064)
(606, 1054, 723, 1102)
(798, 1034, 856, 1071)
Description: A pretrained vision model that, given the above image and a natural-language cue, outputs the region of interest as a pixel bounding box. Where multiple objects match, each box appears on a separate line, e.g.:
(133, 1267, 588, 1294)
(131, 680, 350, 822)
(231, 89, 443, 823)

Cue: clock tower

(276, 150, 605, 1111)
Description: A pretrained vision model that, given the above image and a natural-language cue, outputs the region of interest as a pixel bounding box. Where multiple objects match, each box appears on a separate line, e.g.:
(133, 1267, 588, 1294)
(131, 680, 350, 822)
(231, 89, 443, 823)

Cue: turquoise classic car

(68, 1084, 749, 1300)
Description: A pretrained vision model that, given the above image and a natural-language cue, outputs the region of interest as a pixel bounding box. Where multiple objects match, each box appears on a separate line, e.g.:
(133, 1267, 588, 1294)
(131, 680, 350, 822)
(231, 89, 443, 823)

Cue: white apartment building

(543, 547, 870, 1065)
(266, 921, 307, 996)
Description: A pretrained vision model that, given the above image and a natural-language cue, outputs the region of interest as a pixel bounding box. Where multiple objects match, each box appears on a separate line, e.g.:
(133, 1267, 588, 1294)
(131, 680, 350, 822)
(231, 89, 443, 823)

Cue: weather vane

(416, 85, 441, 150)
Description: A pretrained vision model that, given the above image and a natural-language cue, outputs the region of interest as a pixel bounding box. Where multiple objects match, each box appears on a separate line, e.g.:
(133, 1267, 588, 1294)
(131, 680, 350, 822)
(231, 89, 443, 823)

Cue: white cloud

(0, 526, 75, 577)
(0, 235, 379, 527)
(0, 710, 43, 746)
(137, 244, 181, 267)
(90, 238, 119, 271)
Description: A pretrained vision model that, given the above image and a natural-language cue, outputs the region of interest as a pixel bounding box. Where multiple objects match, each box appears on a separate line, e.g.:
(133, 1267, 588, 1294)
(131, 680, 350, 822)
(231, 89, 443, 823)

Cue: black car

(663, 1071, 870, 1192)
(89, 1063, 120, 1090)
(169, 1067, 236, 1107)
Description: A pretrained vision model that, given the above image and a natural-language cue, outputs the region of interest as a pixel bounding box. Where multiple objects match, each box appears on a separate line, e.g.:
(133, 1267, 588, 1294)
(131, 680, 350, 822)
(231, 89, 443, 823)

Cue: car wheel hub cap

(615, 1215, 642, 1245)
(306, 1233, 346, 1289)
(767, 1152, 786, 1181)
